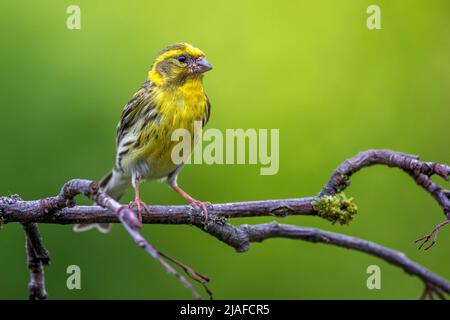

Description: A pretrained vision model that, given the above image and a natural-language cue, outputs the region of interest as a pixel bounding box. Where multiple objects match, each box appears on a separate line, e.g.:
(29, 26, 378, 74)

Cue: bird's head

(149, 43, 212, 86)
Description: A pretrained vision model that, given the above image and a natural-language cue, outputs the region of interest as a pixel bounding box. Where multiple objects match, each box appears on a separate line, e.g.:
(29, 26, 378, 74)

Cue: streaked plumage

(74, 43, 212, 233)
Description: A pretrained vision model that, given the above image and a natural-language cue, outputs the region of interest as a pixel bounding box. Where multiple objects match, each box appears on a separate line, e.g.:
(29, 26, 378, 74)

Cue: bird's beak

(194, 57, 212, 73)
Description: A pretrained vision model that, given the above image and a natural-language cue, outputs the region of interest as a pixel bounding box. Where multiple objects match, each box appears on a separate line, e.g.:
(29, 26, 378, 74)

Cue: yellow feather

(120, 79, 207, 179)
(149, 43, 205, 85)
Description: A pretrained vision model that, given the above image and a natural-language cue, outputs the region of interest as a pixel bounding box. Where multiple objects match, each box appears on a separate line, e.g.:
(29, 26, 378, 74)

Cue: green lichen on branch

(312, 193, 357, 225)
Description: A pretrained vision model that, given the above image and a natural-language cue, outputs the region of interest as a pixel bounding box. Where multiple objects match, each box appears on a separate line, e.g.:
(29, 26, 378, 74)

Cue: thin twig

(118, 214, 204, 299)
(63, 179, 211, 299)
(157, 250, 213, 299)
(415, 220, 450, 250)
(420, 283, 447, 300)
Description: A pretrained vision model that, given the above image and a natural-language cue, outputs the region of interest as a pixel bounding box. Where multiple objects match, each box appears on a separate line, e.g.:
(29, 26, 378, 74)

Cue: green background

(0, 0, 449, 299)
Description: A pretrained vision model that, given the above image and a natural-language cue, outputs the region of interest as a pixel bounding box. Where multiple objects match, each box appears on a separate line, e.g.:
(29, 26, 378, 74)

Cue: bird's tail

(73, 169, 130, 234)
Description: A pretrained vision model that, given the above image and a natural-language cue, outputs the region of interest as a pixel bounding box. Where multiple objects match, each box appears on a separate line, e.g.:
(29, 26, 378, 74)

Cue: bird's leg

(168, 181, 211, 221)
(129, 175, 149, 224)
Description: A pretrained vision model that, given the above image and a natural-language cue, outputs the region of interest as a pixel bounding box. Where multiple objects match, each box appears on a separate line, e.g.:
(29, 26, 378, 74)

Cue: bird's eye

(177, 55, 187, 63)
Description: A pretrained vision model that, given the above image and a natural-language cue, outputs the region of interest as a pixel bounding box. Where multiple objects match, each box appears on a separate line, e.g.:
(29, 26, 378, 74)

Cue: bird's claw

(129, 199, 150, 224)
(189, 200, 212, 222)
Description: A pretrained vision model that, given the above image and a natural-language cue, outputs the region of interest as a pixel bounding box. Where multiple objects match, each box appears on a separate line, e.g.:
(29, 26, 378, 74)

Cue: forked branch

(0, 149, 449, 299)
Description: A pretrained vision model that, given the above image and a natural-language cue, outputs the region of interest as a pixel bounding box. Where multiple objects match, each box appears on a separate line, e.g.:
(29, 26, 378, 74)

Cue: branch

(1, 198, 315, 225)
(206, 222, 450, 295)
(22, 222, 50, 300)
(320, 150, 450, 216)
(0, 149, 449, 299)
(49, 179, 211, 299)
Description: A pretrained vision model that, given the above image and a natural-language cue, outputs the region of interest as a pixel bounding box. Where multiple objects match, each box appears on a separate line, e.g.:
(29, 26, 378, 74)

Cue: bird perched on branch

(74, 43, 213, 233)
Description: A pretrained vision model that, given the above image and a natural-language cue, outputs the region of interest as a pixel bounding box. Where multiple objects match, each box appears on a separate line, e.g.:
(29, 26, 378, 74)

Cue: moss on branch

(312, 193, 357, 225)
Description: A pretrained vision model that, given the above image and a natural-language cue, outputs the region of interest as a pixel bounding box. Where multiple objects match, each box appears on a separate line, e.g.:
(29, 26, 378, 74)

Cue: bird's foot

(188, 199, 212, 222)
(128, 198, 150, 224)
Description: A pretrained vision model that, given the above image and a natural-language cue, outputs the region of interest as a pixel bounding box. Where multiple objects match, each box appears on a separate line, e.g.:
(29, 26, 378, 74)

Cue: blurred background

(0, 0, 449, 299)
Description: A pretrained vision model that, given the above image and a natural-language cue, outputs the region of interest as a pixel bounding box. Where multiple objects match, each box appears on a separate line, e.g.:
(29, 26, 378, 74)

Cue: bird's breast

(131, 82, 208, 179)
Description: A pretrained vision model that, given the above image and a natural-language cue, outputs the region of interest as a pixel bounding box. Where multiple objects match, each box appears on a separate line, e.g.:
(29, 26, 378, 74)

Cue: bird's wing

(203, 94, 211, 127)
(116, 81, 155, 146)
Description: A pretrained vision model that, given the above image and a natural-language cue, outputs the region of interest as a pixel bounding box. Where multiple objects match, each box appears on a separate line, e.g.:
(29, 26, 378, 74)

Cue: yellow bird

(74, 43, 212, 233)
